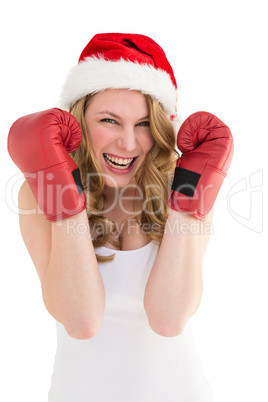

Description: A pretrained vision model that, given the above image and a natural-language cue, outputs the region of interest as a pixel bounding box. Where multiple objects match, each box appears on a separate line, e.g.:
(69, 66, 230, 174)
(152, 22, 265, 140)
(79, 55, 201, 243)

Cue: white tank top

(48, 242, 213, 401)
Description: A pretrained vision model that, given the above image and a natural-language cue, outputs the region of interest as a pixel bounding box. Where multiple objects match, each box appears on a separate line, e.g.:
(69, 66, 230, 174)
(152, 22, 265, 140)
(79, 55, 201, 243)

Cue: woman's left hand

(168, 111, 234, 220)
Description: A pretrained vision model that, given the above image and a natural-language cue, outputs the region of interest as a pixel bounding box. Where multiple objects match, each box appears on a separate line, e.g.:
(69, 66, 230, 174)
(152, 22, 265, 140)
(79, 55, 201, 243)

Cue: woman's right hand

(7, 108, 86, 221)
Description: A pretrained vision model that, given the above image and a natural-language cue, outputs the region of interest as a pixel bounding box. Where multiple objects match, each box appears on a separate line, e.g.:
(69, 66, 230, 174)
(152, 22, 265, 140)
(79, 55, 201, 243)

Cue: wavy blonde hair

(69, 92, 178, 262)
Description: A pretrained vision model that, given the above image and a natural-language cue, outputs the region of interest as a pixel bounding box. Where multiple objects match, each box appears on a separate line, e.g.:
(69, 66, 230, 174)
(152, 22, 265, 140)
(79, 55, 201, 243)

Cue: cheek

(142, 131, 155, 153)
(88, 128, 111, 155)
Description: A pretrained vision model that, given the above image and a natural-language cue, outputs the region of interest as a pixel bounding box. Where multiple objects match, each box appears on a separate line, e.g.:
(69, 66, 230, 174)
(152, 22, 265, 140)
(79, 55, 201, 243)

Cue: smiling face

(84, 89, 155, 189)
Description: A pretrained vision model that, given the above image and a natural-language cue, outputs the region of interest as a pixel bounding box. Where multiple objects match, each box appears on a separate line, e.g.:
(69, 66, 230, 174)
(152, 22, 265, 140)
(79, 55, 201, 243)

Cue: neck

(103, 182, 143, 219)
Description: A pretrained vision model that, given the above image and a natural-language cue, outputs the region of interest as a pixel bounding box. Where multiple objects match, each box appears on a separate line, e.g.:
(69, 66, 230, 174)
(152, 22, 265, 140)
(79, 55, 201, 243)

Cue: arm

(18, 180, 105, 340)
(9, 109, 106, 340)
(44, 210, 105, 340)
(144, 208, 213, 337)
(144, 111, 233, 337)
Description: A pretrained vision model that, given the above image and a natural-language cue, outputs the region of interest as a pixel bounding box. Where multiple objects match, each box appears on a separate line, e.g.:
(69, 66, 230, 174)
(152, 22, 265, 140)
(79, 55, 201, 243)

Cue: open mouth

(103, 153, 136, 170)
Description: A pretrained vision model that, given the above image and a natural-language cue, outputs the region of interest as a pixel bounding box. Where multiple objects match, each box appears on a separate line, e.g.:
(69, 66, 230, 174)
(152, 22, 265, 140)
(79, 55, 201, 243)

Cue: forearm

(43, 209, 105, 339)
(144, 208, 213, 337)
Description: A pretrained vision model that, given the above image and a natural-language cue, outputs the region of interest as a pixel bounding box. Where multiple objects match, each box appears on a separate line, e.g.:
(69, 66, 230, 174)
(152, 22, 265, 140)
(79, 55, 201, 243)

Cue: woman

(8, 33, 233, 401)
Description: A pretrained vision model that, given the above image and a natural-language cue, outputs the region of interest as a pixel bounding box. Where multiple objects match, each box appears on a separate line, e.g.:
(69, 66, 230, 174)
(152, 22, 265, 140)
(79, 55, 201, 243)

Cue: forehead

(87, 89, 148, 116)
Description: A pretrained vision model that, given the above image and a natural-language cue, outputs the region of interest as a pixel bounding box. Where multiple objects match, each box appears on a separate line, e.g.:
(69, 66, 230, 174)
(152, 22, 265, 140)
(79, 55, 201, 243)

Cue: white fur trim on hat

(60, 57, 177, 117)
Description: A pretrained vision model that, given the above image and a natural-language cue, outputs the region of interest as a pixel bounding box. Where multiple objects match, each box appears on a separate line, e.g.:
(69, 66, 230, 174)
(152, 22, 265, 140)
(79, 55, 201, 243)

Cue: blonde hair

(69, 92, 178, 262)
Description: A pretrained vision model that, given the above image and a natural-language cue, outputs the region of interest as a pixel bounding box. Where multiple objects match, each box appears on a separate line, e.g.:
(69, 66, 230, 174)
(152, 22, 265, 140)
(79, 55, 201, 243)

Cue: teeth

(105, 154, 133, 164)
(104, 153, 134, 170)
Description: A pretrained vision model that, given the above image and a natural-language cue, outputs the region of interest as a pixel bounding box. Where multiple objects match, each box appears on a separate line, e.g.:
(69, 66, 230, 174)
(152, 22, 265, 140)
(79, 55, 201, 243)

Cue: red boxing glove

(168, 111, 234, 220)
(8, 108, 87, 221)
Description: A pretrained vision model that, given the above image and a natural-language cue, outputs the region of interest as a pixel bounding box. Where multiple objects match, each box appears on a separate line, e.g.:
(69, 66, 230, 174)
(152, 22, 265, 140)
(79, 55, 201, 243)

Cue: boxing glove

(168, 111, 234, 220)
(8, 108, 87, 221)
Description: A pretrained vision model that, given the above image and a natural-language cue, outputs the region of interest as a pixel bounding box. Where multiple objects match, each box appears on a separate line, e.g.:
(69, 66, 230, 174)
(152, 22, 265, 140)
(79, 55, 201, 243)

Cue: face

(84, 89, 154, 189)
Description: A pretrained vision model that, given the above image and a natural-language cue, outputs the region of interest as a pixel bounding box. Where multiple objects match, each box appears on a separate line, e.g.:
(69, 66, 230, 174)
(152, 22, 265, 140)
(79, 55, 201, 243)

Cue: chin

(104, 176, 134, 189)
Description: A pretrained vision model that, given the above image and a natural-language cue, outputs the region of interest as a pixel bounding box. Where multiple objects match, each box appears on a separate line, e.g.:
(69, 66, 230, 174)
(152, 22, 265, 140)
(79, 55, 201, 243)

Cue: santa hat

(60, 33, 178, 119)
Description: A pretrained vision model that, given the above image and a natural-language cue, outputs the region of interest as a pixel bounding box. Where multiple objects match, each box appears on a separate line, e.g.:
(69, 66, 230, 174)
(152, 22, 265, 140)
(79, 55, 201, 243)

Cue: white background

(1, 0, 267, 401)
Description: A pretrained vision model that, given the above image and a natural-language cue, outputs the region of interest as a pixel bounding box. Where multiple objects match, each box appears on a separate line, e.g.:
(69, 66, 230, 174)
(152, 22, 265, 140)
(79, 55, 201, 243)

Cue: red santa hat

(60, 33, 178, 119)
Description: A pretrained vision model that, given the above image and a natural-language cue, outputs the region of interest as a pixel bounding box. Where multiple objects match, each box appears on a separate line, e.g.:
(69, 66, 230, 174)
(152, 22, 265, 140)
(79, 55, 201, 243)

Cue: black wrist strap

(72, 168, 84, 195)
(171, 167, 201, 197)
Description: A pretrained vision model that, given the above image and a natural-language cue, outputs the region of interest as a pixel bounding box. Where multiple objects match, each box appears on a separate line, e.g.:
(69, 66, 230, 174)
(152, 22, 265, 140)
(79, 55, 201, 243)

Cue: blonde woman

(8, 33, 233, 401)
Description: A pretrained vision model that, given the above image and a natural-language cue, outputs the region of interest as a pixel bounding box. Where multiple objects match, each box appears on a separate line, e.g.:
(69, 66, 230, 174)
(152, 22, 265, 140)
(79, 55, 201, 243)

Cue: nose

(116, 126, 137, 153)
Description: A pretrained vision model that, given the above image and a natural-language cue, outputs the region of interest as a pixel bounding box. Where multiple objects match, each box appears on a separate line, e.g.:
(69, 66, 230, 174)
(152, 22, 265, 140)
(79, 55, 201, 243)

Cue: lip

(104, 152, 137, 160)
(103, 153, 137, 174)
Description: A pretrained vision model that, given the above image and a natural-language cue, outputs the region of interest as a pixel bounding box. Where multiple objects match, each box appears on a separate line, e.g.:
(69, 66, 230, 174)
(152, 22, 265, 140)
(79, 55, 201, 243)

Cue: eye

(100, 118, 117, 124)
(138, 121, 150, 127)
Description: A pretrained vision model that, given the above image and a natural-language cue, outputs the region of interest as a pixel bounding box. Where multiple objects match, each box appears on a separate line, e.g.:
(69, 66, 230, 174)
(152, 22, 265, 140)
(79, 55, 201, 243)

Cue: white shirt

(48, 242, 213, 401)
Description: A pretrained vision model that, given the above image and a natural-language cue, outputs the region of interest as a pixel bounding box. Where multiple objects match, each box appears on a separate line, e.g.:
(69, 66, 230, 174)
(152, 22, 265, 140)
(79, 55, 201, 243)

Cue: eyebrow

(97, 111, 149, 121)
